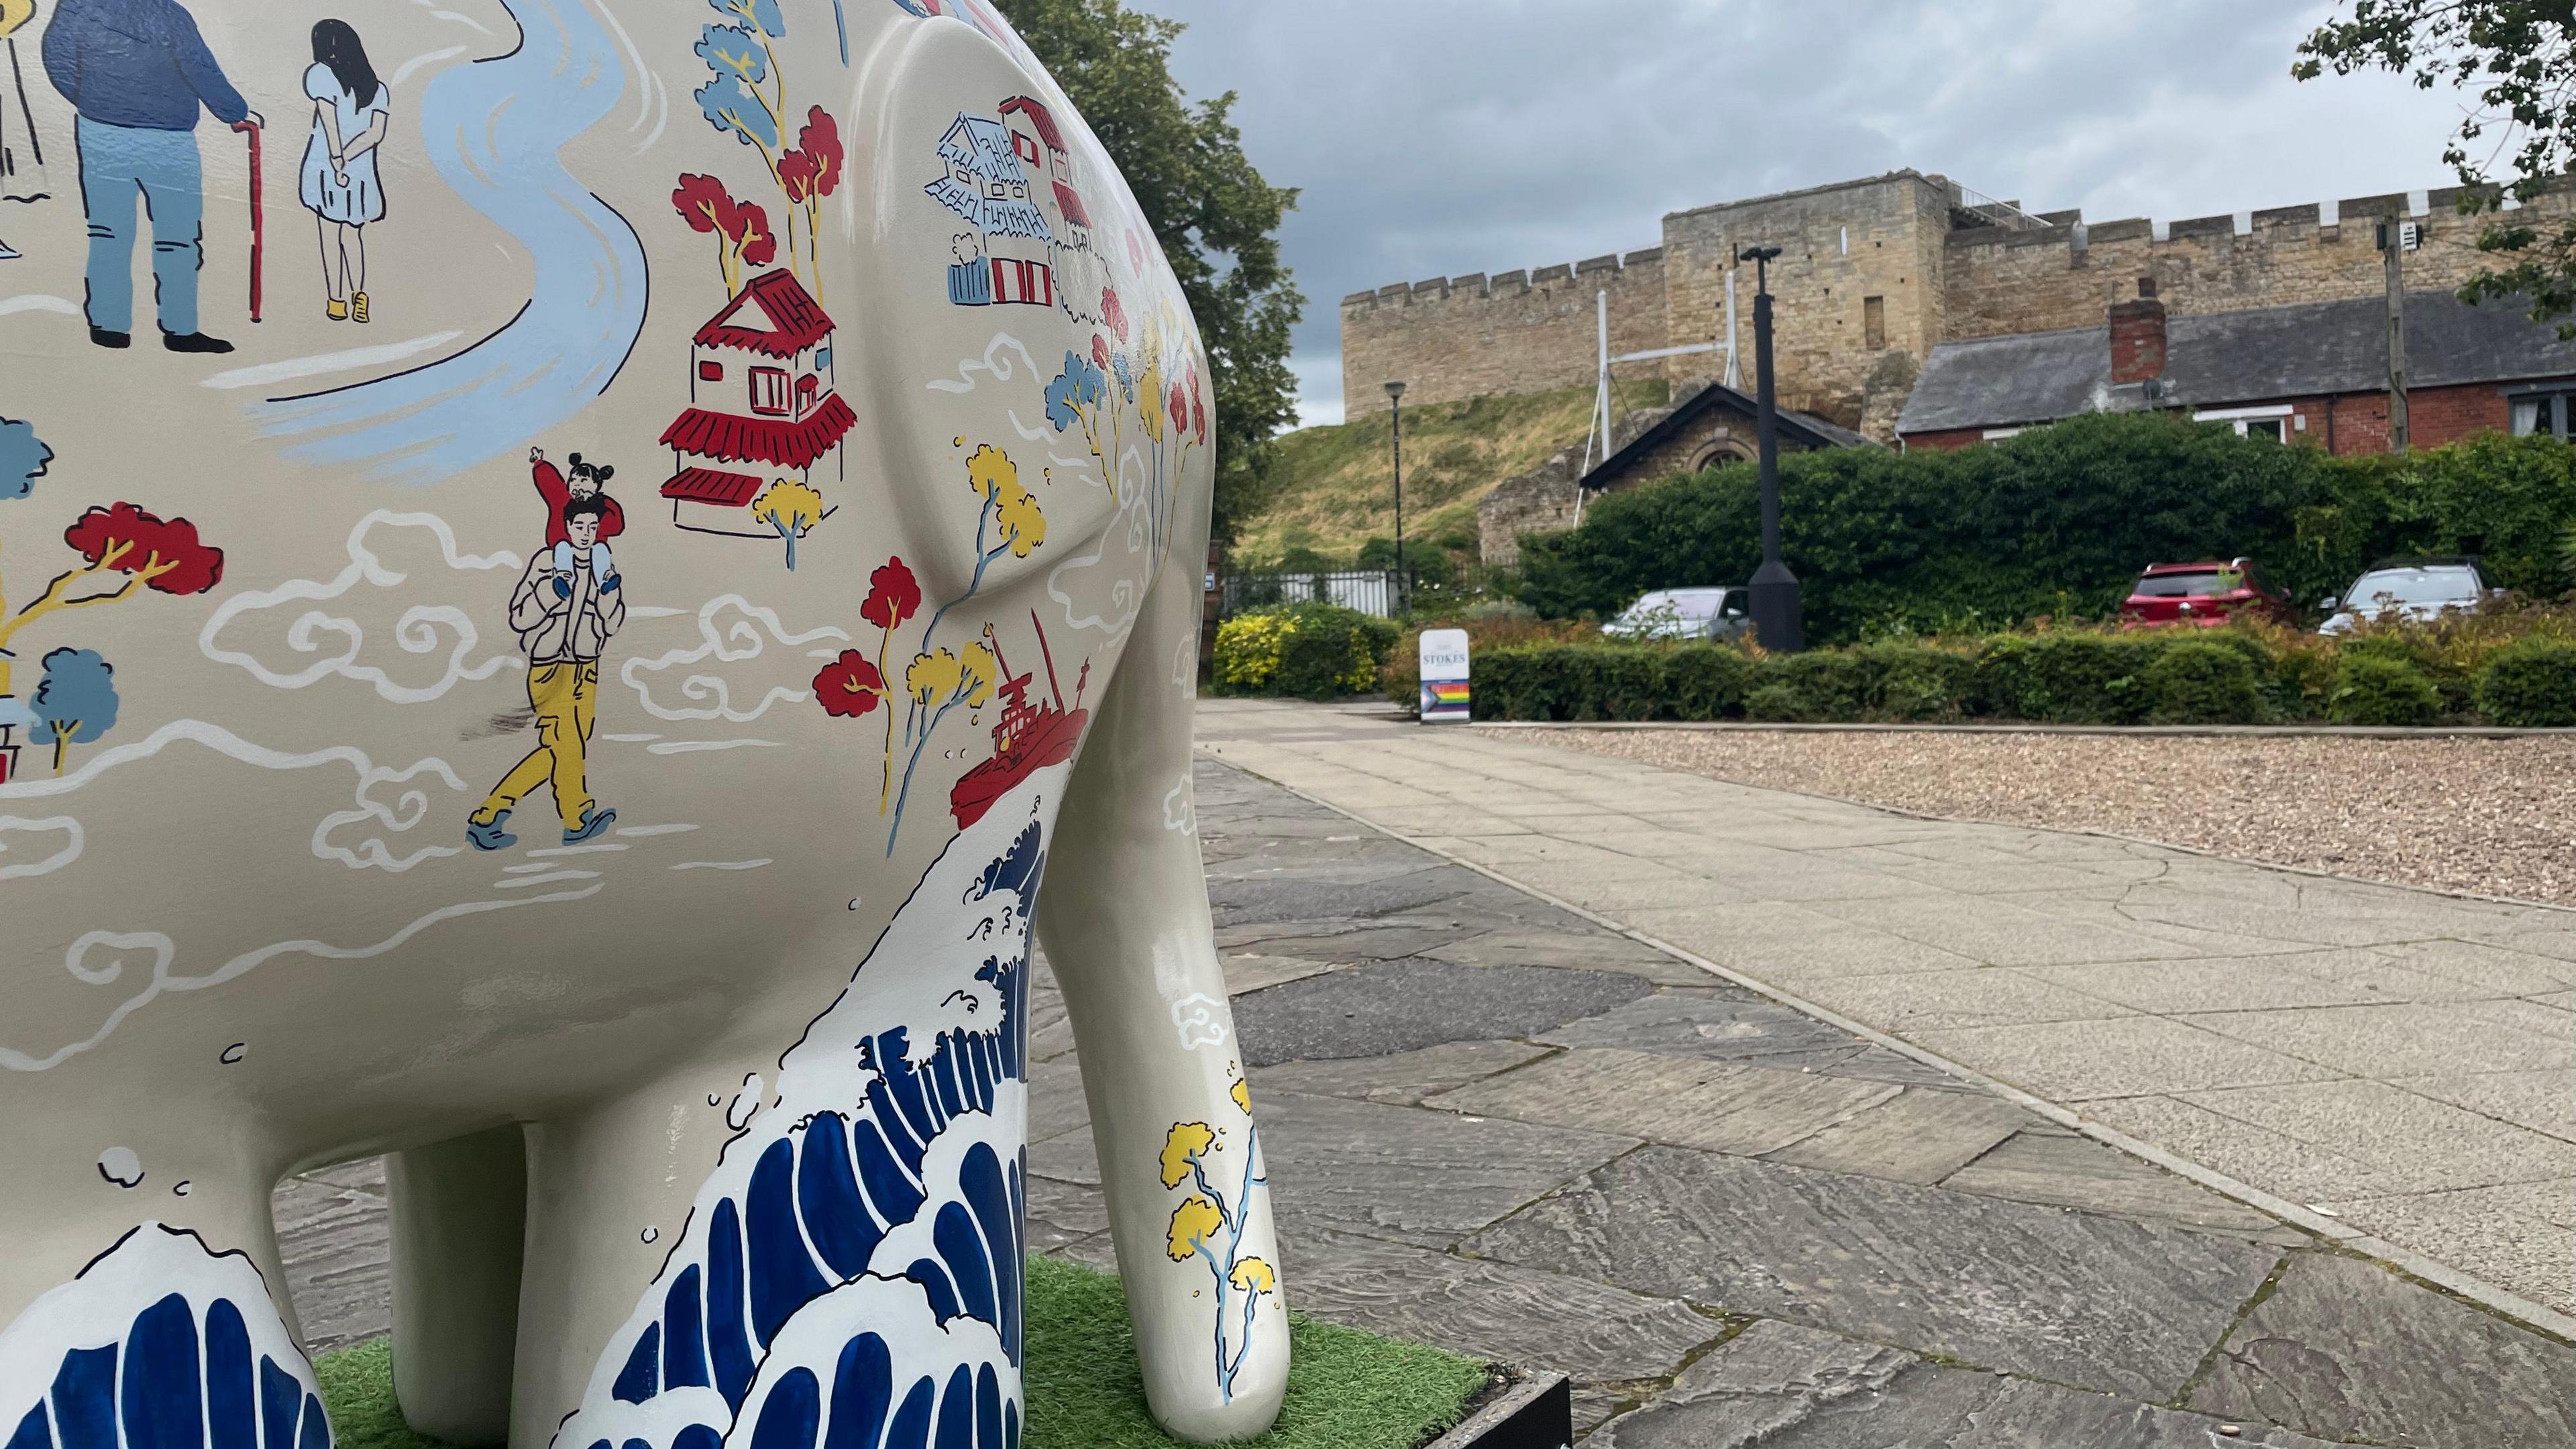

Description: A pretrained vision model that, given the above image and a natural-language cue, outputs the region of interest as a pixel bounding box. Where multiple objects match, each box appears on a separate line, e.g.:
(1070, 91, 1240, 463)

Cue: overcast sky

(1126, 1, 2481, 427)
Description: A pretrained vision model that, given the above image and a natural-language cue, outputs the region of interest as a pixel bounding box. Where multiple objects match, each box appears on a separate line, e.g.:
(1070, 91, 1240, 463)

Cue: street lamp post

(1737, 245, 1803, 652)
(1384, 380, 1407, 613)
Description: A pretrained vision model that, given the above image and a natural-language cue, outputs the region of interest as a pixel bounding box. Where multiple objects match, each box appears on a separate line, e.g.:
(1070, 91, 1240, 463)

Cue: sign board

(1419, 629, 1471, 723)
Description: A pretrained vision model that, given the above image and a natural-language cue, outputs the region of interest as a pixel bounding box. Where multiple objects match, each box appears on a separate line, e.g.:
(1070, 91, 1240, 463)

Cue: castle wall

(1942, 182, 2576, 340)
(1660, 172, 1955, 436)
(1338, 249, 1669, 418)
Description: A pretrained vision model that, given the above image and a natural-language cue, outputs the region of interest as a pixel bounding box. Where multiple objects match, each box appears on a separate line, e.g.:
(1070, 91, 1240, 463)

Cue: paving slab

(1463, 1145, 2282, 1401)
(1938, 1129, 2297, 1242)
(268, 1174, 393, 1354)
(1419, 926, 1722, 985)
(1257, 1087, 1640, 1248)
(1790, 964, 2135, 1030)
(1250, 1038, 1551, 1106)
(2180, 1000, 2576, 1078)
(1535, 990, 1867, 1062)
(2388, 1067, 2576, 1141)
(1594, 1319, 2365, 1449)
(1221, 951, 1342, 996)
(1230, 958, 1654, 1065)
(1761, 1087, 2033, 1184)
(1283, 1231, 1725, 1386)
(1424, 1049, 1900, 1157)
(2314, 1185, 2576, 1318)
(2188, 1252, 2576, 1449)
(2173, 1078, 2576, 1192)
(1908, 1016, 2346, 1101)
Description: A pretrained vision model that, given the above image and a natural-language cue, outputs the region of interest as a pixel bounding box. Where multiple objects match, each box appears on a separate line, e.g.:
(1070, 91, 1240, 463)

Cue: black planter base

(1426, 1372, 1573, 1449)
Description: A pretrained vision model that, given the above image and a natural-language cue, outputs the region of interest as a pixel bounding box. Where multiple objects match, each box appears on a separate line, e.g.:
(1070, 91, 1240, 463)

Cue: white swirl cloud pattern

(620, 596, 849, 724)
(199, 511, 525, 703)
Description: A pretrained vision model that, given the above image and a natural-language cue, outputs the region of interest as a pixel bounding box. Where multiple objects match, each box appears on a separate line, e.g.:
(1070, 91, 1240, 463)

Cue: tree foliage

(994, 0, 1304, 545)
(1510, 413, 2576, 645)
(2297, 2, 2576, 328)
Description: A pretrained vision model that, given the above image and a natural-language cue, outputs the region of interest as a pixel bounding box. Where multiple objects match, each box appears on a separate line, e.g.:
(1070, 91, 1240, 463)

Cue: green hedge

(1508, 413, 2576, 647)
(1214, 603, 1401, 700)
(1456, 623, 2576, 728)
(2477, 638, 2576, 726)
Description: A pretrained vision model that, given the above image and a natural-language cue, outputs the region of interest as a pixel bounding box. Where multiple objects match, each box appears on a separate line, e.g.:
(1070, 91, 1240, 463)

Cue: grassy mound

(1238, 380, 1668, 565)
(316, 1256, 1487, 1449)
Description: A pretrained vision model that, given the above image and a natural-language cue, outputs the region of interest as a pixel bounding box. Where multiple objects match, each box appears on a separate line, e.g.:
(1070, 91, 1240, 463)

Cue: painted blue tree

(28, 647, 118, 775)
(0, 415, 50, 501)
(692, 0, 809, 282)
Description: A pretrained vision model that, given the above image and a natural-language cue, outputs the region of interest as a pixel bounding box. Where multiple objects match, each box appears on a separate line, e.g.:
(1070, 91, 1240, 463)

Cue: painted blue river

(252, 0, 649, 486)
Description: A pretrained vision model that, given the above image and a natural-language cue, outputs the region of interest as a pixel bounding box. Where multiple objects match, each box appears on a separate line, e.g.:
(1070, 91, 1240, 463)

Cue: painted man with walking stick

(40, 0, 259, 353)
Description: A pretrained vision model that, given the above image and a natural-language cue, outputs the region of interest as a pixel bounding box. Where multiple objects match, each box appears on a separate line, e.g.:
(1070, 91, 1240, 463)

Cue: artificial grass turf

(314, 1255, 1489, 1449)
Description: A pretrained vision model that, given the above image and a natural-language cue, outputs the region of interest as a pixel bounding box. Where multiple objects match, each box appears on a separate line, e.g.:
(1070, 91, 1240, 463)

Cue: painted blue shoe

(466, 810, 517, 851)
(563, 805, 617, 845)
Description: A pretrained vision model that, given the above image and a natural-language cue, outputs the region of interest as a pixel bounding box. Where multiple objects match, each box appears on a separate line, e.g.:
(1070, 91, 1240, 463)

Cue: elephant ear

(849, 19, 1128, 606)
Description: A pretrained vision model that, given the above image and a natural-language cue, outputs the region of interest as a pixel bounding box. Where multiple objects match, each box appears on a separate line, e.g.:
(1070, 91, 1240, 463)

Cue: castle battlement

(1342, 166, 2576, 431)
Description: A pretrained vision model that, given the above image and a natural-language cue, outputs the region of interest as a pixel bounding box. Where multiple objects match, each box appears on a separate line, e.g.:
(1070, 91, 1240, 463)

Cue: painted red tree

(673, 174, 779, 297)
(778, 107, 846, 299)
(0, 503, 223, 697)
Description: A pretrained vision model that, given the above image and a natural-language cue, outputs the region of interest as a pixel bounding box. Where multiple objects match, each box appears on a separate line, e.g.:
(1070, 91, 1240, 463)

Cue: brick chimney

(2110, 276, 2167, 385)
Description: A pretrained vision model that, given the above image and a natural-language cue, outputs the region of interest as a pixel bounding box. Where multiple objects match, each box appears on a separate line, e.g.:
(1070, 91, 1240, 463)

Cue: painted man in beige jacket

(469, 495, 626, 849)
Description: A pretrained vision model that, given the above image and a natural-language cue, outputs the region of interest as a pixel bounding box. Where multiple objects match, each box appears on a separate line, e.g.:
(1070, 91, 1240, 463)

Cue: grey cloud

(1134, 1, 2473, 422)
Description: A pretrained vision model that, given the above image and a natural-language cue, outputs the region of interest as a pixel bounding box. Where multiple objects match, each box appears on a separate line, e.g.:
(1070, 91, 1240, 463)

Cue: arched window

(1688, 437, 1755, 474)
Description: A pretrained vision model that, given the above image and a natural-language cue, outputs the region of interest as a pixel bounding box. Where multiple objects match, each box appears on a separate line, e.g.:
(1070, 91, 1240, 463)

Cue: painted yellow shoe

(327, 297, 348, 321)
(352, 291, 370, 325)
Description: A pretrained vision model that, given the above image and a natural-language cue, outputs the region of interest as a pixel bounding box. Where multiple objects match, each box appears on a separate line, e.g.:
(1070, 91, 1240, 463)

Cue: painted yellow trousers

(474, 661, 598, 830)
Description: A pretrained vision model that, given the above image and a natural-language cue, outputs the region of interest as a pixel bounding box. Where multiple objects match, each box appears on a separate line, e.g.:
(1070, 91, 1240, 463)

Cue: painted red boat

(950, 612, 1090, 829)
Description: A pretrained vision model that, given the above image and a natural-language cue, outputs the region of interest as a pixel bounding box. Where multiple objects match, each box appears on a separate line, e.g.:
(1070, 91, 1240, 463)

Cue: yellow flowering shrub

(1214, 614, 1295, 692)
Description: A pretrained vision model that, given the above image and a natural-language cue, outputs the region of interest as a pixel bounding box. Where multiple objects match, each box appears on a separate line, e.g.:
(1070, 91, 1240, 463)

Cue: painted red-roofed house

(661, 269, 856, 537)
(996, 94, 1106, 327)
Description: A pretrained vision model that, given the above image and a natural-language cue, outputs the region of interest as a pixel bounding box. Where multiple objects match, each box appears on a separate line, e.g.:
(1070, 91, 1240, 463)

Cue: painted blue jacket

(41, 0, 250, 131)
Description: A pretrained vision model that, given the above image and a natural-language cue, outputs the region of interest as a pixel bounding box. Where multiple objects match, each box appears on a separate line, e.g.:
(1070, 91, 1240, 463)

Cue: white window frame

(1980, 427, 2024, 441)
(2194, 403, 2295, 439)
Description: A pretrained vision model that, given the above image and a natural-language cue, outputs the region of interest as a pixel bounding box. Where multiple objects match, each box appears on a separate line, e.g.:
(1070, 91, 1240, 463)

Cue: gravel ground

(1521, 729, 2576, 906)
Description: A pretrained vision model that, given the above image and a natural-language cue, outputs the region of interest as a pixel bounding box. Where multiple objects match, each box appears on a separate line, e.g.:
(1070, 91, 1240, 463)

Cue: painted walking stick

(232, 119, 262, 323)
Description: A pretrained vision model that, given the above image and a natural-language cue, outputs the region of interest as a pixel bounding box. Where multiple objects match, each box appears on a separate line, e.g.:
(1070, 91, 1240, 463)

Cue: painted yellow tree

(1159, 1063, 1273, 1403)
(884, 441, 1049, 851)
(751, 478, 827, 571)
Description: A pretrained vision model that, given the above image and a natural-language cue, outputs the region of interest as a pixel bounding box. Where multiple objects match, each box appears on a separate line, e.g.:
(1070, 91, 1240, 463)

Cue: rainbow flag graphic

(1422, 679, 1472, 721)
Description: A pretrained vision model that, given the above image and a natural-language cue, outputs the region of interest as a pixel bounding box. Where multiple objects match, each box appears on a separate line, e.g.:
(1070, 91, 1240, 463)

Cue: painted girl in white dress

(0, 0, 50, 262)
(297, 18, 386, 321)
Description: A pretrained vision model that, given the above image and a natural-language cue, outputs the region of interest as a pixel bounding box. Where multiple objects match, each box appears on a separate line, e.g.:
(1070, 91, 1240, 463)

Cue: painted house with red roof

(928, 112, 1056, 310)
(996, 94, 1106, 327)
(660, 269, 857, 537)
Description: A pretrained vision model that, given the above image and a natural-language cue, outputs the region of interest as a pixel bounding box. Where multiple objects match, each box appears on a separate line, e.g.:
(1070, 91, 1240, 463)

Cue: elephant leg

(1037, 511, 1290, 1440)
(388, 1125, 527, 1446)
(0, 1163, 338, 1449)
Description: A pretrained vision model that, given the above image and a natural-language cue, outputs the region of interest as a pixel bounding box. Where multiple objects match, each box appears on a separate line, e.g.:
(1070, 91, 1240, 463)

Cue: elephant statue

(0, 1, 1286, 1446)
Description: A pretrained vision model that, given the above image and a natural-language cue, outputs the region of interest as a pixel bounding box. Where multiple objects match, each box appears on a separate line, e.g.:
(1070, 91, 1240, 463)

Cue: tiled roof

(661, 394, 857, 473)
(1900, 290, 2576, 434)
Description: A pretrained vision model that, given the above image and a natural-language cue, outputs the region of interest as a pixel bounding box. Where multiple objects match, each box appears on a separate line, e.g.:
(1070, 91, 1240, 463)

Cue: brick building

(1340, 169, 2576, 445)
(1478, 380, 1866, 566)
(1897, 280, 2576, 453)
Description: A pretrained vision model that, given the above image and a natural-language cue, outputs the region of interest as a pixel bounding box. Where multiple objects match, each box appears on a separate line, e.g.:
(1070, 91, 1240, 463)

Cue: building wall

(1342, 172, 2576, 435)
(1902, 384, 2514, 455)
(1338, 250, 1669, 418)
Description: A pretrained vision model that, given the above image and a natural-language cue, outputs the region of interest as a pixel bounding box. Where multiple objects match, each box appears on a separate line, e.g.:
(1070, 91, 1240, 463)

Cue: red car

(2118, 559, 2292, 629)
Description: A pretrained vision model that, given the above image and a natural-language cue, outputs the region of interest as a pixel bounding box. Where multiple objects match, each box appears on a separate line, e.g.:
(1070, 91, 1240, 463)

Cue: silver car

(1604, 586, 1752, 642)
(2317, 560, 2499, 635)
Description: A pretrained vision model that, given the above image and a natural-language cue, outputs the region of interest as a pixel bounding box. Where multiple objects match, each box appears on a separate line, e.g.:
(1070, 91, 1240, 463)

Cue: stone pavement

(1197, 698, 2576, 1334)
(269, 739, 2576, 1446)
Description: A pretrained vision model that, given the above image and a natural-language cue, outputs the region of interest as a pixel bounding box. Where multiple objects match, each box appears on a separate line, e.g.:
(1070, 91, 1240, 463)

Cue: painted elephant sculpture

(0, 1, 1285, 1446)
